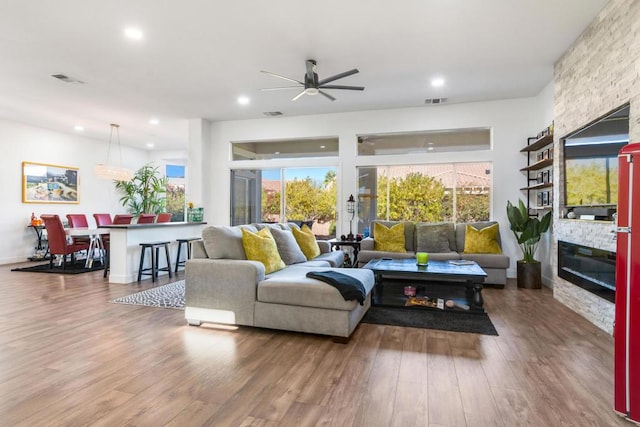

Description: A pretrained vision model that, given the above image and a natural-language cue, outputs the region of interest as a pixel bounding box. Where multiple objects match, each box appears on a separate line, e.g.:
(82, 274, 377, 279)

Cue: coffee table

(363, 258, 487, 312)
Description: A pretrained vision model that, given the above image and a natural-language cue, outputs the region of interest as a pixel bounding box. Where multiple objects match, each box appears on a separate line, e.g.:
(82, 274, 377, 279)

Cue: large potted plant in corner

(506, 199, 552, 289)
(115, 164, 168, 217)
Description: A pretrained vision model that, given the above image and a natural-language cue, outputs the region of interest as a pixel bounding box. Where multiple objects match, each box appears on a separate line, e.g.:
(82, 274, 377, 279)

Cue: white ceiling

(0, 0, 607, 151)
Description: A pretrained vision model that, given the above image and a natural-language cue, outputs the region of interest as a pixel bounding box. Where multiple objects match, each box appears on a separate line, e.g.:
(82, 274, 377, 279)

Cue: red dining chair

(66, 214, 91, 246)
(41, 214, 90, 269)
(137, 213, 156, 224)
(93, 213, 113, 277)
(156, 213, 172, 223)
(93, 213, 113, 226)
(113, 214, 134, 224)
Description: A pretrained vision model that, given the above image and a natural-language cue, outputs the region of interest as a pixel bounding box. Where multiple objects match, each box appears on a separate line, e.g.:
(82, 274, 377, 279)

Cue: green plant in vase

(115, 164, 168, 216)
(506, 199, 552, 288)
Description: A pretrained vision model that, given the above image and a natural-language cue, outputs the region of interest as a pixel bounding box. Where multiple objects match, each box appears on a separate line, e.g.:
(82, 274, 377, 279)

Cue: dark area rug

(109, 281, 497, 335)
(110, 281, 185, 309)
(362, 305, 498, 335)
(12, 260, 105, 275)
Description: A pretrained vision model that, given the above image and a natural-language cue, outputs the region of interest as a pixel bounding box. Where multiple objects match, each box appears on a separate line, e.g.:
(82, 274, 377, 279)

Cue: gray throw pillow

(202, 225, 256, 259)
(270, 228, 307, 265)
(416, 223, 451, 253)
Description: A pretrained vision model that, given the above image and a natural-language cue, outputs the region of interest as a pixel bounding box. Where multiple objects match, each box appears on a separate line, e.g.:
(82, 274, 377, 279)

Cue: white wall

(531, 81, 555, 285)
(1, 119, 151, 265)
(203, 94, 552, 277)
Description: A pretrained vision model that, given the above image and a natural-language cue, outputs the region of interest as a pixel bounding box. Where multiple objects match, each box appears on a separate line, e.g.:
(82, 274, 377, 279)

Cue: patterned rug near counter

(110, 280, 185, 310)
(362, 305, 498, 336)
(111, 280, 498, 335)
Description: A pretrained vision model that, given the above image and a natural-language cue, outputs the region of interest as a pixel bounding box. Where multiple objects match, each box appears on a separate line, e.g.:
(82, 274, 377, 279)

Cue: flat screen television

(563, 105, 629, 217)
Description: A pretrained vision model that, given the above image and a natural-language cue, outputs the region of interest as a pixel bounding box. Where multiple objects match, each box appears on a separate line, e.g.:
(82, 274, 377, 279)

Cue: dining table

(65, 227, 110, 268)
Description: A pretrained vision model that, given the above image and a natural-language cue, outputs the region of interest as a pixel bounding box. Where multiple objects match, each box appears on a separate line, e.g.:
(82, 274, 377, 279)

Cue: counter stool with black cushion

(138, 241, 172, 282)
(175, 237, 202, 272)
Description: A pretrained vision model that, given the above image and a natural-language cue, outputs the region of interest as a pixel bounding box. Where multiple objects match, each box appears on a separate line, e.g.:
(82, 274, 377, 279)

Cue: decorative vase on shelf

(187, 207, 204, 222)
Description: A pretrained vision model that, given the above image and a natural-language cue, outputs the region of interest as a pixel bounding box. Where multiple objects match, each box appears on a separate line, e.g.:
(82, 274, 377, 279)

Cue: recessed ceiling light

(274, 151, 280, 155)
(124, 27, 144, 40)
(73, 125, 84, 132)
(238, 96, 250, 105)
(320, 145, 326, 149)
(149, 118, 159, 125)
(146, 143, 154, 148)
(431, 77, 445, 87)
(427, 146, 435, 151)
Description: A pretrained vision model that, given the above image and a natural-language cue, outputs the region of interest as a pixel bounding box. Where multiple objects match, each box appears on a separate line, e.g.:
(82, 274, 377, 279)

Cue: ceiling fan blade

(260, 70, 304, 85)
(319, 84, 365, 91)
(261, 86, 302, 91)
(319, 90, 336, 101)
(318, 68, 359, 85)
(292, 90, 307, 101)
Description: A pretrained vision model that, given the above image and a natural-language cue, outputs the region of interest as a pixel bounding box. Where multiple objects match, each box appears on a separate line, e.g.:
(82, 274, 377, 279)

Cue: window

(231, 167, 337, 238)
(232, 138, 338, 160)
(357, 163, 491, 231)
(165, 164, 186, 222)
(357, 128, 490, 156)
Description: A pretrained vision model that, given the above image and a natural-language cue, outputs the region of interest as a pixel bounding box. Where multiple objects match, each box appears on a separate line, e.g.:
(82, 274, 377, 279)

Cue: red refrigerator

(615, 142, 640, 423)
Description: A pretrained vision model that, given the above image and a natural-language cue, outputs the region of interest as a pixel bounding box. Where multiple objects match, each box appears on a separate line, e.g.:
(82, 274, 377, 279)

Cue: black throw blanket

(306, 271, 366, 305)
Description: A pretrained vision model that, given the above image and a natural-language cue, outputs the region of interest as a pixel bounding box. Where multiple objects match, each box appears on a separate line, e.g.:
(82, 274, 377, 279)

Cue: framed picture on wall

(22, 161, 79, 204)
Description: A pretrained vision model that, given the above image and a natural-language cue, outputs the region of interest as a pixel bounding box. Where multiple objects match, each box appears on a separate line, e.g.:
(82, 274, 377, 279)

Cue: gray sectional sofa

(185, 223, 375, 338)
(357, 220, 509, 286)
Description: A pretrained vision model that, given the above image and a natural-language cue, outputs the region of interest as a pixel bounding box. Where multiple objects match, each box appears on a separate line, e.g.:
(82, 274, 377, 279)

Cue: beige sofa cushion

(258, 267, 374, 311)
(461, 253, 510, 269)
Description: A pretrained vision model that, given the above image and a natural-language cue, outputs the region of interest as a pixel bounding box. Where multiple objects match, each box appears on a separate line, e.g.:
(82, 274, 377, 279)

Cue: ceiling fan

(261, 59, 364, 101)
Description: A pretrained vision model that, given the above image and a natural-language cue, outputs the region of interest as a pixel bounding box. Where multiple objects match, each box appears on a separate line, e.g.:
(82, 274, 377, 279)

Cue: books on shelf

(449, 260, 474, 266)
(405, 297, 444, 309)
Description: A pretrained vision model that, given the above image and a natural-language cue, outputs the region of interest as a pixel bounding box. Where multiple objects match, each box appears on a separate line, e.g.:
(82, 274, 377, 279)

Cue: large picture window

(231, 167, 337, 238)
(357, 163, 491, 231)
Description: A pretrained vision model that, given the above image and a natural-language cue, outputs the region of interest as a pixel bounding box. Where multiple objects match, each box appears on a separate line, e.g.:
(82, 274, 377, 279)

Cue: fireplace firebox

(557, 240, 615, 303)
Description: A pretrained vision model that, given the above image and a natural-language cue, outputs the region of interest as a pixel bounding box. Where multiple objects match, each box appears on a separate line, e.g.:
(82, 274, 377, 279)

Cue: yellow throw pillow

(241, 228, 285, 274)
(292, 225, 321, 260)
(463, 223, 502, 254)
(374, 222, 407, 253)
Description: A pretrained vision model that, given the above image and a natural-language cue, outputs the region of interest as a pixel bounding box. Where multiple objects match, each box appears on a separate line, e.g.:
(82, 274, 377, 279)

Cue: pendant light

(95, 123, 134, 181)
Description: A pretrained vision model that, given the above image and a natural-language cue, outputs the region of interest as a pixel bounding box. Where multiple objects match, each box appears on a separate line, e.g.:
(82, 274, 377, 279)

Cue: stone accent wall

(552, 0, 640, 334)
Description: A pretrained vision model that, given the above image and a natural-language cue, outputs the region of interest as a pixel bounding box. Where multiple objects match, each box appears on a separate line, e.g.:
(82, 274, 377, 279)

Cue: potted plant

(115, 164, 168, 217)
(506, 199, 552, 288)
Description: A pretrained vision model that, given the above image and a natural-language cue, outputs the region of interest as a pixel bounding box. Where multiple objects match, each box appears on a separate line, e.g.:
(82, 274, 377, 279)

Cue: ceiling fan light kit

(261, 59, 364, 101)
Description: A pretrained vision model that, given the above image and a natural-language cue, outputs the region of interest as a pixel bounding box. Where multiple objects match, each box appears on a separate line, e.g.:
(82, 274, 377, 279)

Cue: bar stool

(138, 241, 172, 282)
(175, 237, 202, 272)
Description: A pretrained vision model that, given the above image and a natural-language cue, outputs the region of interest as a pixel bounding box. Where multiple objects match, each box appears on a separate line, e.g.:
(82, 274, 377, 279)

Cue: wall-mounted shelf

(521, 125, 554, 212)
(520, 182, 554, 191)
(520, 158, 553, 172)
(520, 134, 553, 153)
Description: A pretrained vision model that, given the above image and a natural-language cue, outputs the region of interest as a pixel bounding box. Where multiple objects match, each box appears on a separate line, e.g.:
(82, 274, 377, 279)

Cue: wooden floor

(0, 262, 627, 427)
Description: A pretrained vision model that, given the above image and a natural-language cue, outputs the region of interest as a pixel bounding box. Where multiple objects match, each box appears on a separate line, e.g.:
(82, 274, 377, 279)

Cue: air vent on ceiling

(424, 98, 447, 105)
(51, 74, 86, 84)
(263, 111, 283, 117)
